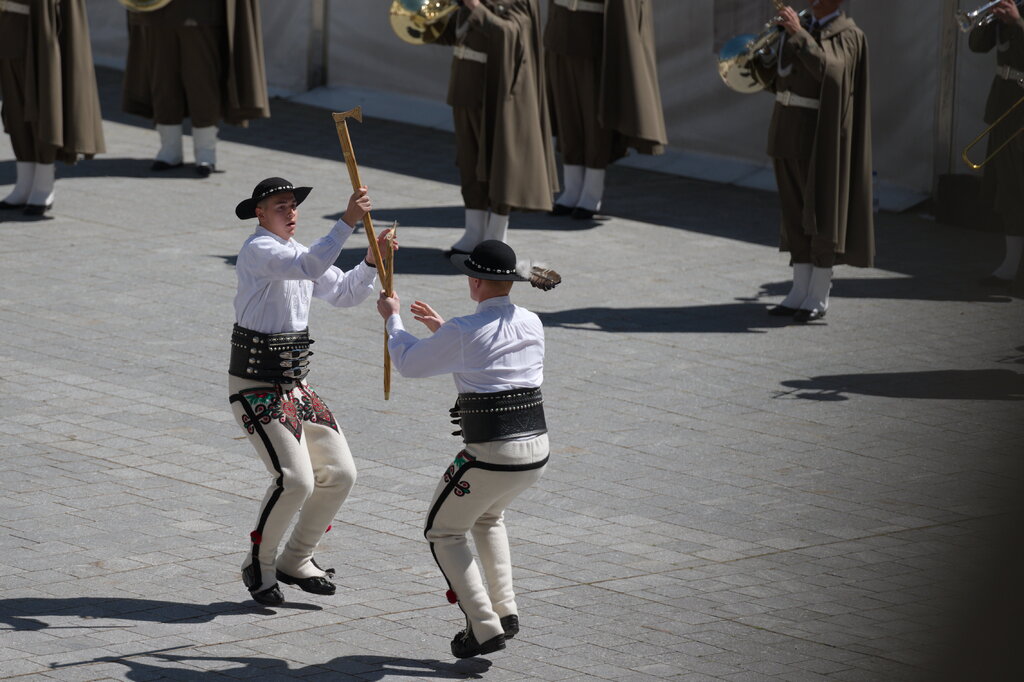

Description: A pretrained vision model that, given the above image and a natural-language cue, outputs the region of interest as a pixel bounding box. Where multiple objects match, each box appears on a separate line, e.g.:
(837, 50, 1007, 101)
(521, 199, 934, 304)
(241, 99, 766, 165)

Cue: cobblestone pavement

(1, 67, 1022, 681)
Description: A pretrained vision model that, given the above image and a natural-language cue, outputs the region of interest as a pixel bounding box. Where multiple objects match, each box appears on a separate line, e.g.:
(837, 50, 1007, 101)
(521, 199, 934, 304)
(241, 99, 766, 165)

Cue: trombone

(962, 94, 1024, 170)
(956, 0, 1024, 32)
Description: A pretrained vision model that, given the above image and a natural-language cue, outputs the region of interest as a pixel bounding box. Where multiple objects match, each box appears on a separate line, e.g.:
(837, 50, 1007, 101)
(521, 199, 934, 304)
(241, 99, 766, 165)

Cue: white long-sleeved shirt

(385, 296, 544, 394)
(234, 220, 377, 334)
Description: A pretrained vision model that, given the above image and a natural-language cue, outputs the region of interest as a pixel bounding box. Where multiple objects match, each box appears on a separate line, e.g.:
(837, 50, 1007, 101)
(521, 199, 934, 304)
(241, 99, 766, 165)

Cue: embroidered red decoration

(250, 531, 262, 545)
(325, 525, 332, 533)
(446, 589, 458, 604)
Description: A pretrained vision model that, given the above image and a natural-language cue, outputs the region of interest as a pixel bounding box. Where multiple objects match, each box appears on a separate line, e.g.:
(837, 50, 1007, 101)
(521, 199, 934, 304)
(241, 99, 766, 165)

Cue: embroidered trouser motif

(229, 376, 356, 590)
(424, 435, 549, 642)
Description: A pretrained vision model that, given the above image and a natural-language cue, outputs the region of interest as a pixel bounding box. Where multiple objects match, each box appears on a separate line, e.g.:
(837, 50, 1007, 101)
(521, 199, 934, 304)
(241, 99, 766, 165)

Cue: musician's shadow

(321, 206, 601, 232)
(0, 158, 214, 183)
(750, 275, 1018, 304)
(775, 368, 1024, 402)
(213, 247, 464, 276)
(58, 650, 489, 680)
(539, 302, 793, 334)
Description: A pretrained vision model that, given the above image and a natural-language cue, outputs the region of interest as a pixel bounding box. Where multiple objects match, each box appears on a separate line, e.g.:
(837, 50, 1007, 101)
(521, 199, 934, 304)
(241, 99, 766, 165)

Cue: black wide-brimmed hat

(450, 240, 529, 282)
(235, 177, 312, 220)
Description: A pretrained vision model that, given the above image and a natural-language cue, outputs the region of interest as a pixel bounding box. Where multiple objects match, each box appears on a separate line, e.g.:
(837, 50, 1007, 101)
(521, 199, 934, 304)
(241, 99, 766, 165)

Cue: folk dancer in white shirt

(229, 177, 395, 606)
(377, 240, 549, 658)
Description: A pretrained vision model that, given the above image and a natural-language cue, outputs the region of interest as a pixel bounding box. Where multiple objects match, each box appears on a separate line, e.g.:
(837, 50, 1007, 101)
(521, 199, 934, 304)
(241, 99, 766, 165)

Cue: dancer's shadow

(0, 596, 316, 632)
(539, 303, 794, 334)
(52, 649, 490, 680)
(776, 369, 1024, 402)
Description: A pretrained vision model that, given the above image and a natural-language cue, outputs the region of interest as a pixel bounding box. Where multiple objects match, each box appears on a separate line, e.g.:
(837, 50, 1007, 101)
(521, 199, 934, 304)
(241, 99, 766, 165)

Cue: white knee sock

(451, 208, 488, 252)
(483, 211, 509, 244)
(555, 164, 584, 208)
(155, 124, 183, 165)
(27, 163, 55, 207)
(800, 266, 833, 313)
(192, 125, 218, 168)
(780, 263, 813, 309)
(992, 236, 1024, 280)
(2, 161, 36, 205)
(577, 167, 606, 212)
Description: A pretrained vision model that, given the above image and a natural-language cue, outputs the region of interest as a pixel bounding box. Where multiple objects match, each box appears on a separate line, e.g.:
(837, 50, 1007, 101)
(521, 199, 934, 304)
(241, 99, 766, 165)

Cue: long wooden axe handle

(332, 107, 394, 399)
(332, 107, 388, 293)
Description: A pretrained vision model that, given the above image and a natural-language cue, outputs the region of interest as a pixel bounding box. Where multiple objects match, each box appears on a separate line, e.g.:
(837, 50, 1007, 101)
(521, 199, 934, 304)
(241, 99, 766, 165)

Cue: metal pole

(307, 0, 328, 90)
(934, 0, 960, 196)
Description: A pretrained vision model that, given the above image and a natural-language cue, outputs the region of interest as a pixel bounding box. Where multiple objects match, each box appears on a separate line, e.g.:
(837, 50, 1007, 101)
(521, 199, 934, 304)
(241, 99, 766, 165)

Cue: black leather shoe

(451, 628, 505, 659)
(151, 160, 183, 171)
(0, 200, 25, 210)
(500, 614, 519, 639)
(251, 584, 284, 606)
(23, 203, 52, 216)
(768, 305, 798, 316)
(978, 275, 1013, 289)
(196, 163, 214, 178)
(549, 203, 573, 216)
(570, 206, 596, 220)
(443, 247, 471, 259)
(276, 569, 336, 595)
(793, 308, 826, 323)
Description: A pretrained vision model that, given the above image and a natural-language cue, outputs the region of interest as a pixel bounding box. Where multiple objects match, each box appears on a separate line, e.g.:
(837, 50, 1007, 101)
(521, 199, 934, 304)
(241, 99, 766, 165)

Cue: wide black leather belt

(229, 324, 314, 382)
(454, 387, 547, 444)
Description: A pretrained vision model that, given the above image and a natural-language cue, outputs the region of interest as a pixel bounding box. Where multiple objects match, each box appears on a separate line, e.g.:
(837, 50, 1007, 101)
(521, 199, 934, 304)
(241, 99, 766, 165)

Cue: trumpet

(718, 1, 811, 93)
(956, 0, 1024, 32)
(962, 94, 1024, 169)
(389, 0, 460, 45)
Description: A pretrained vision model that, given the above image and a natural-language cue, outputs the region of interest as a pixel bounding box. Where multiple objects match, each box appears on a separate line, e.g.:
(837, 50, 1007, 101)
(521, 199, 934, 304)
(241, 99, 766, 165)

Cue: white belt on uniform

(454, 45, 488, 64)
(0, 1, 31, 15)
(553, 0, 605, 13)
(776, 91, 820, 110)
(996, 64, 1024, 88)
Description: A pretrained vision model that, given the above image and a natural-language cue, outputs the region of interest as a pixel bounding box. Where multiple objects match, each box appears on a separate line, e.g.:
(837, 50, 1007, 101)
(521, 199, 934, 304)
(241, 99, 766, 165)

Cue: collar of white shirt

(476, 295, 512, 313)
(255, 225, 291, 244)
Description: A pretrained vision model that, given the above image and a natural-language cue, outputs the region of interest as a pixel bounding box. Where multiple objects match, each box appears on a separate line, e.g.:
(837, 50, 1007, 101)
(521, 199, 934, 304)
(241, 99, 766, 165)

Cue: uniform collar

(475, 295, 512, 312)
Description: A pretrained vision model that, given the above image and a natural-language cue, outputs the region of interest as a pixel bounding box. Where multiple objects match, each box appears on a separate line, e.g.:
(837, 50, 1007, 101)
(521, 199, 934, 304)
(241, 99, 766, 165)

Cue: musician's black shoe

(196, 163, 214, 178)
(276, 570, 336, 595)
(0, 200, 25, 210)
(451, 628, 505, 659)
(793, 308, 826, 323)
(251, 584, 284, 606)
(768, 305, 798, 316)
(500, 614, 519, 639)
(443, 247, 471, 259)
(978, 275, 1013, 289)
(23, 203, 52, 216)
(549, 203, 573, 216)
(151, 160, 183, 171)
(570, 206, 596, 220)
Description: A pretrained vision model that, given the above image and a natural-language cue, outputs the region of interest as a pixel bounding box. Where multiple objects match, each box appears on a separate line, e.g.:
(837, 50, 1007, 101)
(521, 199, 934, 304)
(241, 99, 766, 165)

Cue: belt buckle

(780, 91, 791, 106)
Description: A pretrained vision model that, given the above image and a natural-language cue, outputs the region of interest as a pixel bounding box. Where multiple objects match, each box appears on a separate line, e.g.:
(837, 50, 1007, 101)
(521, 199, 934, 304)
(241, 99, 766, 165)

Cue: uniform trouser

(228, 376, 357, 589)
(546, 52, 614, 169)
(985, 131, 1024, 236)
(129, 23, 225, 127)
(452, 106, 510, 215)
(425, 434, 549, 643)
(773, 156, 837, 267)
(0, 58, 58, 164)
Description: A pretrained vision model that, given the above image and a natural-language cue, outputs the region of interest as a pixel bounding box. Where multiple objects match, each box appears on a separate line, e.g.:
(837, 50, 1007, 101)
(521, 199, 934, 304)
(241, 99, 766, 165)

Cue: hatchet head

(332, 106, 363, 126)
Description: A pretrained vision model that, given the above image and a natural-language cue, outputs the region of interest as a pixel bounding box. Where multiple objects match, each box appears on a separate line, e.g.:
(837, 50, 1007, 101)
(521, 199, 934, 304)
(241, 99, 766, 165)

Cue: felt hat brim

(235, 186, 313, 220)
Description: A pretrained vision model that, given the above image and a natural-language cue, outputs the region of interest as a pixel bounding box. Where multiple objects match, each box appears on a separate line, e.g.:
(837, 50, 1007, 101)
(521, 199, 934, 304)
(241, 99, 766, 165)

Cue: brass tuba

(718, 1, 811, 93)
(389, 0, 460, 45)
(118, 0, 174, 11)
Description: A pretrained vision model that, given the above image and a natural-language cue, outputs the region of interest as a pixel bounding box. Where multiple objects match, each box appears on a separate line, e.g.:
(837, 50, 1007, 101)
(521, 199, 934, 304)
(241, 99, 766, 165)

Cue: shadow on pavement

(776, 369, 1024, 401)
(752, 276, 1018, 304)
(0, 596, 323, 631)
(51, 649, 490, 680)
(539, 303, 794, 334)
(320, 205, 601, 233)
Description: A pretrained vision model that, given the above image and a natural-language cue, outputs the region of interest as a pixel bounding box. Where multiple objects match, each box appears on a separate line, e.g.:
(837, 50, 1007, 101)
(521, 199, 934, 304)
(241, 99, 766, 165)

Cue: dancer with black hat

(229, 177, 394, 606)
(376, 240, 552, 658)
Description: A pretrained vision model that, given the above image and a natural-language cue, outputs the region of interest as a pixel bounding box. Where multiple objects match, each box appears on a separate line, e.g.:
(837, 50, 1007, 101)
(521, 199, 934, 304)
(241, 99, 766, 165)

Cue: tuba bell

(718, 1, 811, 93)
(118, 0, 174, 11)
(389, 0, 460, 45)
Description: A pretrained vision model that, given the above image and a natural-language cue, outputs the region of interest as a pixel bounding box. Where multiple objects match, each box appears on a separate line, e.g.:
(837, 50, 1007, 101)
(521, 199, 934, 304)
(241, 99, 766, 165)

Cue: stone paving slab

(1, 66, 1023, 680)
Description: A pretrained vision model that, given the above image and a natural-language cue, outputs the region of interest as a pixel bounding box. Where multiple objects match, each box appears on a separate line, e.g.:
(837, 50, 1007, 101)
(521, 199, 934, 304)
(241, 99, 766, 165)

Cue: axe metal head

(332, 107, 363, 125)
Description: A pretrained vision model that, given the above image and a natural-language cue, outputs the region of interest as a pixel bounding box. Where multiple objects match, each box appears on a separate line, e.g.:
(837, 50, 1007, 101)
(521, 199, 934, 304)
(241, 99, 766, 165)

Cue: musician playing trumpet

(969, 0, 1024, 288)
(750, 0, 874, 323)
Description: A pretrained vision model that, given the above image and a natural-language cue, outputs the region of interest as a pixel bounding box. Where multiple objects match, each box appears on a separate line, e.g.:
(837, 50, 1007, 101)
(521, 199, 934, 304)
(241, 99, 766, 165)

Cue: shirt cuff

(385, 313, 404, 335)
(331, 218, 356, 240)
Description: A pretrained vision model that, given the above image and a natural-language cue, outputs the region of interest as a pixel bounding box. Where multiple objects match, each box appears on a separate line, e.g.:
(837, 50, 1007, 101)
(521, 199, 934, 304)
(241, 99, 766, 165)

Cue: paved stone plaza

(1, 67, 1023, 681)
